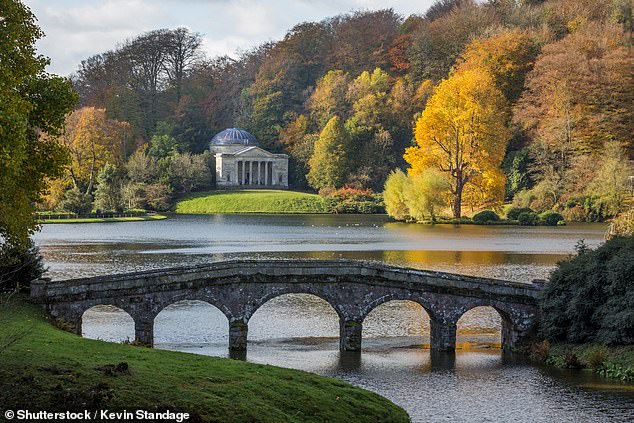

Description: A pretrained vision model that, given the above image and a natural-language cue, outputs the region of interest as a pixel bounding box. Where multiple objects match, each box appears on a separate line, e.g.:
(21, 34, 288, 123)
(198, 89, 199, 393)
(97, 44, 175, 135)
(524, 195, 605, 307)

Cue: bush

(518, 211, 539, 226)
(540, 236, 634, 345)
(0, 241, 46, 292)
(507, 207, 533, 220)
(321, 187, 384, 214)
(584, 345, 609, 370)
(472, 210, 500, 224)
(539, 211, 565, 226)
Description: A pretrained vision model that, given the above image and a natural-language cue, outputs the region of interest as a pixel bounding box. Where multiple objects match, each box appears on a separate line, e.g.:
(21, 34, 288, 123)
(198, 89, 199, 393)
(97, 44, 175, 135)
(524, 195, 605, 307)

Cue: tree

(0, 0, 77, 247)
(165, 27, 202, 102)
(541, 236, 634, 345)
(456, 29, 540, 104)
(585, 142, 631, 217)
(403, 168, 451, 221)
(58, 107, 125, 197)
(166, 152, 212, 194)
(307, 116, 351, 190)
(309, 70, 351, 128)
(383, 169, 410, 220)
(405, 69, 510, 217)
(93, 164, 123, 212)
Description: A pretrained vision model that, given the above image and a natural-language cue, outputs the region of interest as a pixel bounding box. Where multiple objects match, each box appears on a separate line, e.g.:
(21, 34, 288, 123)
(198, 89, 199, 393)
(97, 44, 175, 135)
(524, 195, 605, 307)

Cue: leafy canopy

(0, 0, 78, 246)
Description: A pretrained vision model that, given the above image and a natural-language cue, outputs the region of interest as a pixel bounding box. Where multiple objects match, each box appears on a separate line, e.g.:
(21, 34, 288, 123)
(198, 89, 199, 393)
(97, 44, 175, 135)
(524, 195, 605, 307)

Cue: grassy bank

(175, 190, 329, 214)
(38, 215, 167, 224)
(0, 297, 409, 422)
(532, 341, 634, 383)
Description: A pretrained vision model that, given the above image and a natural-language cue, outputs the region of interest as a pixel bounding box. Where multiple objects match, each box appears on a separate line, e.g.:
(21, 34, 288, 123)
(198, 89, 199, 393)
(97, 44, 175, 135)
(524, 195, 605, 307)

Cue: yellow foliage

(405, 69, 509, 217)
(58, 107, 126, 192)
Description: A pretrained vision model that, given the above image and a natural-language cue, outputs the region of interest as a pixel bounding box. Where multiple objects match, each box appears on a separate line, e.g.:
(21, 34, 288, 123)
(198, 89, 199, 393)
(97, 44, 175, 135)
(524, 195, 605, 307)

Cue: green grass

(175, 190, 329, 214)
(38, 215, 168, 224)
(0, 297, 409, 422)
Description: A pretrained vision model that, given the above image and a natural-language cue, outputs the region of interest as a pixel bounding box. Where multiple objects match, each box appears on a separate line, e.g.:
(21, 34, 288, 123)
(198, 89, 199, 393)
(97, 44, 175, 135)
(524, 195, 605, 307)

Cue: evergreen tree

(307, 116, 350, 190)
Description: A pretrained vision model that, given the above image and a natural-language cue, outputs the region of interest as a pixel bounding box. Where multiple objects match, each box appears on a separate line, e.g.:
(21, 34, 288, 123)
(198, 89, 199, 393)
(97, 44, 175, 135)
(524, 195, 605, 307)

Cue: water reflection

(35, 215, 634, 422)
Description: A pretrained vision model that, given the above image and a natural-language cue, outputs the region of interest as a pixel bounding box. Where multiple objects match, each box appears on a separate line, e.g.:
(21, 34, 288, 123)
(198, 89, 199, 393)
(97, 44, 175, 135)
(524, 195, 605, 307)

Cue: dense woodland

(42, 0, 633, 222)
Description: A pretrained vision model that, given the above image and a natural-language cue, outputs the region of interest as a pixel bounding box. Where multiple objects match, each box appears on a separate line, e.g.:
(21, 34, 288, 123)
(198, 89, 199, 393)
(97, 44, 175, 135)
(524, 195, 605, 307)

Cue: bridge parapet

(31, 259, 543, 353)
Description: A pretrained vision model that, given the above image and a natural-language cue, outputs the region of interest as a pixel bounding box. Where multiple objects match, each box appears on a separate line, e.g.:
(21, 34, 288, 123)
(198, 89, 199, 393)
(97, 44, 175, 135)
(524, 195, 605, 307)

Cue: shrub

(472, 210, 500, 224)
(321, 187, 384, 214)
(0, 240, 46, 292)
(541, 236, 634, 345)
(584, 345, 609, 370)
(564, 351, 582, 369)
(507, 207, 533, 220)
(518, 211, 539, 226)
(539, 211, 565, 226)
(531, 340, 550, 362)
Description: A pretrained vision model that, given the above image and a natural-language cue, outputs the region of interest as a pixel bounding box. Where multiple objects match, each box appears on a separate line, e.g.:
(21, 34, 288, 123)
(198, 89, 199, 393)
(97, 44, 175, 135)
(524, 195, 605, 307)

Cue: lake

(34, 214, 634, 422)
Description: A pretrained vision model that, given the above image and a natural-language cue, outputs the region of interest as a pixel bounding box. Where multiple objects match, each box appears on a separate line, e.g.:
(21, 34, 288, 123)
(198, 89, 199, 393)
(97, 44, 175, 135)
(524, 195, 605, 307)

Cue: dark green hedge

(541, 237, 634, 345)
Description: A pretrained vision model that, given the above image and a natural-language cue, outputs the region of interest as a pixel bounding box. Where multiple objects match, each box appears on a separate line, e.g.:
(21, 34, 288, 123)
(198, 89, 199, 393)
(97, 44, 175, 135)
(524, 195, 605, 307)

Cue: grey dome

(211, 128, 258, 146)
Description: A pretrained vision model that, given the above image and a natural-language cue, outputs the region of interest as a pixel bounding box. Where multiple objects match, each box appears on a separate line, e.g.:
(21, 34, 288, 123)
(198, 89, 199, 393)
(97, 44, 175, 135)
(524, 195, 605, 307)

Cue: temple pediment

(231, 146, 282, 158)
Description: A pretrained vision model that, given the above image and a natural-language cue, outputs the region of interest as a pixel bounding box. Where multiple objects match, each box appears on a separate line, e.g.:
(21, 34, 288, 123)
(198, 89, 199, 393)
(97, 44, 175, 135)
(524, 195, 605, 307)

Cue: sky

(23, 0, 437, 76)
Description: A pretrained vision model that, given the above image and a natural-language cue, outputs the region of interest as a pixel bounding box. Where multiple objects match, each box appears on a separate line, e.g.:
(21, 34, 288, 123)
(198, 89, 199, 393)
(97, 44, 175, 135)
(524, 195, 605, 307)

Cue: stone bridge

(30, 260, 544, 352)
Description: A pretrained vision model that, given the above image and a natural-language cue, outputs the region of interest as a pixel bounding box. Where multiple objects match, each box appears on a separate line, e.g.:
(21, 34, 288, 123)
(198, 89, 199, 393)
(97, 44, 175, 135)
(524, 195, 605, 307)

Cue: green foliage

(507, 207, 533, 220)
(60, 187, 93, 214)
(383, 169, 409, 220)
(402, 168, 450, 221)
(541, 236, 634, 345)
(93, 164, 123, 212)
(0, 241, 45, 292)
(502, 148, 532, 199)
(472, 210, 500, 224)
(307, 116, 351, 190)
(0, 0, 78, 247)
(518, 211, 539, 226)
(166, 152, 213, 194)
(584, 345, 609, 370)
(596, 362, 634, 382)
(538, 211, 565, 226)
(320, 187, 384, 214)
(149, 134, 180, 159)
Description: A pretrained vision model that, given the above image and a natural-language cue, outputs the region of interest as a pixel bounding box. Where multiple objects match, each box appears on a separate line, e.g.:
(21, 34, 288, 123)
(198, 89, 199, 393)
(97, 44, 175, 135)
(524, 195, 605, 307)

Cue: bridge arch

(247, 293, 340, 345)
(244, 289, 344, 322)
(456, 305, 504, 349)
(154, 300, 229, 347)
(81, 304, 135, 343)
(362, 299, 431, 347)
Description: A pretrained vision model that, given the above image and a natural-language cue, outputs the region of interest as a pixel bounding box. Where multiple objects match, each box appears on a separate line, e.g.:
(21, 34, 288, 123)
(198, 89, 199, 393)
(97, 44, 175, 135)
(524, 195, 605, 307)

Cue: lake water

(34, 214, 634, 422)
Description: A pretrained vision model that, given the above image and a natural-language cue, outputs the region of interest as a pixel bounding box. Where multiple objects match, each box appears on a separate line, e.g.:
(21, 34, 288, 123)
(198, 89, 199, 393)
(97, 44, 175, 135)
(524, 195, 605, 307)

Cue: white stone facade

(213, 146, 288, 189)
(209, 128, 288, 189)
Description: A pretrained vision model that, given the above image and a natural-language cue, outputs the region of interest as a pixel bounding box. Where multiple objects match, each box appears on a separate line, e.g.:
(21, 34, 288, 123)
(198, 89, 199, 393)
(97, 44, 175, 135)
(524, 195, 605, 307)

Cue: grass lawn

(175, 190, 329, 214)
(38, 215, 168, 224)
(0, 296, 409, 422)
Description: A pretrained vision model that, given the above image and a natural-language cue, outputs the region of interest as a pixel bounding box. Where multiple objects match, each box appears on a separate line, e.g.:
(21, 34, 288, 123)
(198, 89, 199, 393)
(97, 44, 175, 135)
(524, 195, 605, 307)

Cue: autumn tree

(456, 29, 540, 104)
(309, 70, 351, 128)
(58, 107, 126, 198)
(405, 69, 510, 217)
(0, 0, 77, 247)
(307, 116, 351, 190)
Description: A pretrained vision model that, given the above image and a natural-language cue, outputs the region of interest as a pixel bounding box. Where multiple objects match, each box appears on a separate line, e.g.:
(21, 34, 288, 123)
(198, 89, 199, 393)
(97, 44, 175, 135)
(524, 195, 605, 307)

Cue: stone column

(229, 320, 248, 351)
(430, 319, 457, 351)
(134, 316, 154, 347)
(240, 161, 245, 185)
(264, 161, 268, 186)
(340, 319, 362, 351)
(249, 161, 253, 185)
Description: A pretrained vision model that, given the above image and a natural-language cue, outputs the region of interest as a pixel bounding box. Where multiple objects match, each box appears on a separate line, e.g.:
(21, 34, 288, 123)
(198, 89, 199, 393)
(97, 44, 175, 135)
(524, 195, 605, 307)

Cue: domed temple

(210, 128, 288, 189)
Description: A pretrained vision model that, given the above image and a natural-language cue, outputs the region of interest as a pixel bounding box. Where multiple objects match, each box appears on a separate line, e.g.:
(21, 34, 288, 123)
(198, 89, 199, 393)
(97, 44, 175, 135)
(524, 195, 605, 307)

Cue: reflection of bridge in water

(31, 260, 543, 352)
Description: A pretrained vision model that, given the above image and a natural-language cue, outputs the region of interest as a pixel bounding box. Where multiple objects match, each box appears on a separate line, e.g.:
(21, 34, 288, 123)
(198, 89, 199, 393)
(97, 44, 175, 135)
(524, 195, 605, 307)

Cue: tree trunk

(453, 179, 464, 219)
